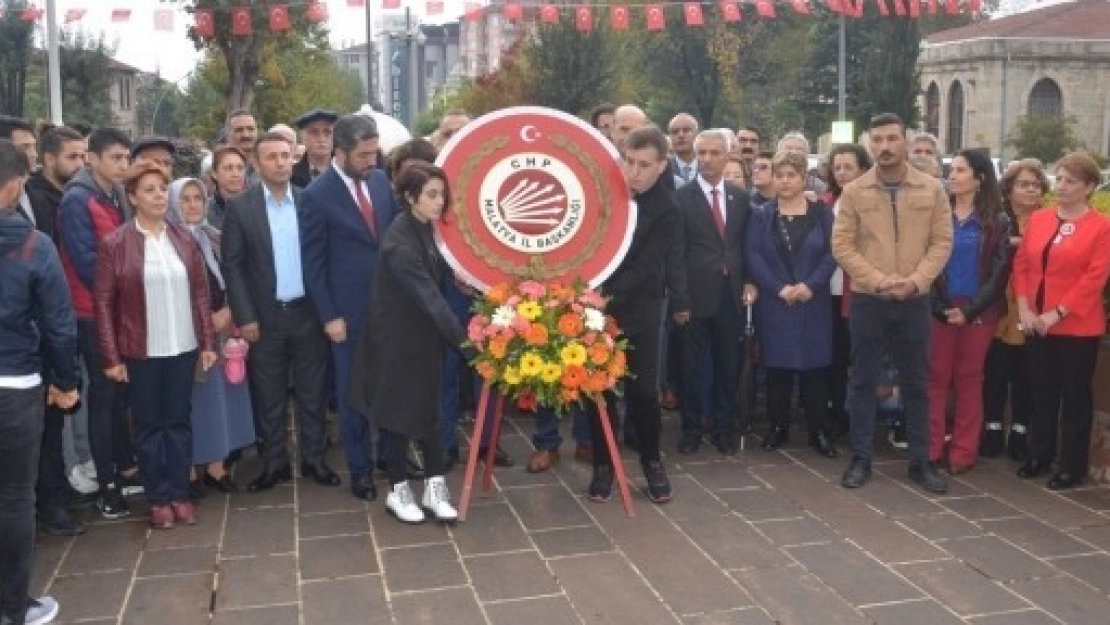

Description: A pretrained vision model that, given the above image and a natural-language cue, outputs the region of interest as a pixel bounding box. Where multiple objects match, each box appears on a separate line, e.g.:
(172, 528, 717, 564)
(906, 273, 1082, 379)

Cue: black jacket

(24, 172, 64, 240)
(930, 212, 1014, 324)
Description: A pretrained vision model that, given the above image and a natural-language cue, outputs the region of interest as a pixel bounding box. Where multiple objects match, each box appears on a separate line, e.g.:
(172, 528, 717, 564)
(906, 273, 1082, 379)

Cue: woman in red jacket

(95, 162, 217, 527)
(1013, 152, 1110, 490)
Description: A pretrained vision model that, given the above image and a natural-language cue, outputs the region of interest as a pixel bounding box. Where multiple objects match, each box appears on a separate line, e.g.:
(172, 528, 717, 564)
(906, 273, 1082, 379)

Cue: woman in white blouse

(94, 163, 217, 529)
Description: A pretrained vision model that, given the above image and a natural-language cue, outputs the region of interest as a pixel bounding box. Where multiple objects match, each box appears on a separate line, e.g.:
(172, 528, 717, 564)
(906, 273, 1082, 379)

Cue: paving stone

(123, 573, 212, 624)
(896, 512, 987, 542)
(786, 540, 922, 606)
(137, 545, 218, 577)
(484, 595, 583, 625)
(851, 477, 947, 518)
(730, 565, 867, 624)
(143, 512, 225, 550)
(1057, 486, 1110, 512)
(661, 475, 734, 521)
(1049, 552, 1110, 594)
(967, 609, 1063, 624)
(941, 535, 1058, 581)
(229, 482, 295, 509)
(465, 551, 560, 601)
(896, 559, 1031, 616)
(390, 586, 486, 625)
(369, 503, 453, 548)
(58, 521, 145, 575)
(942, 496, 1024, 522)
(1066, 523, 1110, 551)
(681, 607, 777, 624)
(380, 543, 467, 593)
(302, 575, 389, 623)
(451, 502, 533, 555)
(717, 488, 804, 522)
(752, 516, 838, 547)
(297, 478, 368, 513)
(210, 604, 299, 625)
(671, 512, 792, 571)
(551, 553, 680, 624)
(221, 506, 295, 557)
(862, 598, 966, 625)
(215, 554, 298, 609)
(683, 461, 764, 492)
(502, 483, 594, 530)
(531, 526, 614, 559)
(45, 570, 130, 621)
(1008, 575, 1110, 625)
(298, 510, 370, 539)
(299, 534, 379, 580)
(979, 517, 1094, 558)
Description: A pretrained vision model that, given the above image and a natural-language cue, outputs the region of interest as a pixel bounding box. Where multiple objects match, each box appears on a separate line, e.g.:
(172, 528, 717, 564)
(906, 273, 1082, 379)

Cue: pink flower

(502, 327, 517, 340)
(544, 299, 561, 308)
(511, 314, 531, 333)
(571, 303, 584, 314)
(518, 281, 547, 298)
(583, 331, 598, 346)
(484, 325, 500, 338)
(579, 290, 605, 308)
(506, 295, 521, 307)
(467, 317, 486, 343)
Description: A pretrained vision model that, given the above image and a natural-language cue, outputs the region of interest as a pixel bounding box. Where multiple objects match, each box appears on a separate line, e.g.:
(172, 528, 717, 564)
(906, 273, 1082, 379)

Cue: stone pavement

(32, 411, 1110, 624)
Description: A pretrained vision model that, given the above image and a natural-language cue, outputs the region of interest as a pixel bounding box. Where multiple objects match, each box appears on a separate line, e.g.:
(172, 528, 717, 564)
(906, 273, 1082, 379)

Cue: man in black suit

(222, 131, 339, 492)
(671, 128, 756, 456)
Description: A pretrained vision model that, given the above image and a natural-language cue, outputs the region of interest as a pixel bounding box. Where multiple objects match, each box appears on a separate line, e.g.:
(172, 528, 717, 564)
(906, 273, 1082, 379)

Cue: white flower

(491, 305, 516, 328)
(583, 308, 605, 332)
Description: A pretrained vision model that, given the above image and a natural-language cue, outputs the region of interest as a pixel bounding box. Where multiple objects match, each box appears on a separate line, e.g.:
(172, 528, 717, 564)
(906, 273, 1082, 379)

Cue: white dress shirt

(138, 223, 197, 358)
(697, 175, 727, 227)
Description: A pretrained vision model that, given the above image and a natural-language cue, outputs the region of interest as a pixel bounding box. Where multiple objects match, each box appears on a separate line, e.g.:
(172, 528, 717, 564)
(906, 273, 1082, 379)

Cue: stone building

(918, 0, 1110, 161)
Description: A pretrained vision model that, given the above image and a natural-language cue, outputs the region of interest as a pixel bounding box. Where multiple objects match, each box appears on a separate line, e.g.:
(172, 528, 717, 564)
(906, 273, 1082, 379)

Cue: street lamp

(150, 71, 194, 135)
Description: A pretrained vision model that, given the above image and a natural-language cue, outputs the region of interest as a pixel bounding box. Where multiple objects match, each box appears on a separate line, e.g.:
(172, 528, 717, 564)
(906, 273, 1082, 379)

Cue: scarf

(168, 178, 225, 291)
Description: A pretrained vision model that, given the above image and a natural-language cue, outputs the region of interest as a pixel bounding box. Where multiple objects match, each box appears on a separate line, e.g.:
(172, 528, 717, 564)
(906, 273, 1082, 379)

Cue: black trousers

(383, 430, 445, 486)
(827, 295, 851, 432)
(982, 338, 1033, 429)
(1027, 335, 1099, 475)
(680, 279, 743, 439)
(247, 304, 329, 471)
(127, 352, 197, 506)
(589, 301, 663, 468)
(0, 387, 44, 623)
(766, 367, 830, 438)
(78, 318, 134, 491)
(35, 403, 68, 517)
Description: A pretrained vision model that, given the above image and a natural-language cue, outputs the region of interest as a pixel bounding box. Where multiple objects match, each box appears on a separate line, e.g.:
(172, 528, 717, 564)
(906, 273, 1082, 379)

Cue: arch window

(925, 82, 940, 137)
(946, 80, 964, 154)
(1028, 78, 1062, 117)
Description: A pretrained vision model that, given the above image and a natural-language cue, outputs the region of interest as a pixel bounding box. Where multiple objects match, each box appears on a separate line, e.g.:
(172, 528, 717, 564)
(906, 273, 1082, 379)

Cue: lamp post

(150, 71, 194, 136)
(45, 0, 63, 124)
(365, 0, 376, 107)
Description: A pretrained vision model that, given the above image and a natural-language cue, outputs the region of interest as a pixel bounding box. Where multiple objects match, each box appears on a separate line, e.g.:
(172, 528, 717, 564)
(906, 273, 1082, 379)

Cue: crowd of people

(0, 101, 1108, 624)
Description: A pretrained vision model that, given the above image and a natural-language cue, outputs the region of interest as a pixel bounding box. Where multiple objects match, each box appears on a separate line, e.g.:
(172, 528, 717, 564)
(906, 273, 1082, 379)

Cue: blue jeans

(0, 386, 45, 623)
(847, 295, 930, 464)
(533, 406, 590, 451)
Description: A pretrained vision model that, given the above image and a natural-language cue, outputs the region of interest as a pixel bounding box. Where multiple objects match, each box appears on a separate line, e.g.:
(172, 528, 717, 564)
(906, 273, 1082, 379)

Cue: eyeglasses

(1014, 180, 1043, 191)
(737, 137, 759, 144)
(753, 163, 770, 171)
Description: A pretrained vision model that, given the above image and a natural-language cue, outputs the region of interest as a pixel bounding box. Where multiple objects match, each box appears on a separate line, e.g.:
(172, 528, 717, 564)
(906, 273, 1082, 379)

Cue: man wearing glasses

(748, 151, 776, 208)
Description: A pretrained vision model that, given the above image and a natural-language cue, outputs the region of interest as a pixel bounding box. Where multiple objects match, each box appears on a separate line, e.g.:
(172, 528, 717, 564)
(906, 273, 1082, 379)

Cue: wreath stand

(457, 384, 636, 520)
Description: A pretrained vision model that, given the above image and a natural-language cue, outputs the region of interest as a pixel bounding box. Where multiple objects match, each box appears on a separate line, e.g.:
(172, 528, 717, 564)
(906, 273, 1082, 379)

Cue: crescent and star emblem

(520, 126, 541, 143)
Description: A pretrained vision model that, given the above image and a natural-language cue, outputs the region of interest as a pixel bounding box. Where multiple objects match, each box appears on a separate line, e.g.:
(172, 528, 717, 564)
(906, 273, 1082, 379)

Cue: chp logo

(435, 107, 634, 291)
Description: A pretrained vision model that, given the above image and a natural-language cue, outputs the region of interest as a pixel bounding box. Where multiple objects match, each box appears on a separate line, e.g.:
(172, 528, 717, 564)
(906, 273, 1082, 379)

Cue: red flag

(154, 9, 173, 32)
(685, 2, 704, 25)
(646, 4, 666, 30)
(426, 1, 444, 16)
(908, 0, 921, 17)
(541, 5, 559, 23)
(826, 0, 842, 13)
(875, 0, 890, 15)
(232, 7, 252, 36)
(755, 0, 776, 18)
(575, 6, 592, 31)
(790, 0, 810, 14)
(64, 8, 86, 24)
(464, 2, 482, 22)
(969, 0, 982, 12)
(269, 5, 291, 32)
(195, 9, 215, 38)
(20, 6, 43, 21)
(610, 5, 630, 30)
(892, 0, 906, 15)
(307, 1, 329, 23)
(347, 0, 365, 6)
(945, 0, 958, 14)
(927, 0, 938, 14)
(111, 9, 132, 23)
(720, 1, 742, 22)
(503, 2, 522, 21)
(382, 0, 401, 8)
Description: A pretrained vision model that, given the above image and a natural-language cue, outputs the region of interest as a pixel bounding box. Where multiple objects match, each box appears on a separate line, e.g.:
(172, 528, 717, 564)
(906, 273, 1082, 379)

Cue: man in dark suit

(222, 131, 339, 492)
(301, 115, 398, 501)
(671, 129, 756, 456)
(291, 109, 337, 189)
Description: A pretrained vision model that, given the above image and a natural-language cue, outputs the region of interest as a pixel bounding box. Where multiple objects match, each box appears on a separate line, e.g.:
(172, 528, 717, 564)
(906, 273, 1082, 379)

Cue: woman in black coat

(349, 163, 467, 525)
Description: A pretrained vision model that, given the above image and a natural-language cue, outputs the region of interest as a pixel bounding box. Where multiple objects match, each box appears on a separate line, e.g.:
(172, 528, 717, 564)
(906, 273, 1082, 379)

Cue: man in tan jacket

(831, 113, 953, 494)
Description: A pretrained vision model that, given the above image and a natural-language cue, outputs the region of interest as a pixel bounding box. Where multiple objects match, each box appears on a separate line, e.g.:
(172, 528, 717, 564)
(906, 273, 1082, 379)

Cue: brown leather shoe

(574, 443, 593, 464)
(527, 450, 560, 473)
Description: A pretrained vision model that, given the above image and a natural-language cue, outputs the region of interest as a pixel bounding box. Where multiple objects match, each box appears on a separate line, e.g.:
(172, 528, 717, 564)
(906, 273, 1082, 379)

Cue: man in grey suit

(668, 113, 699, 186)
(222, 132, 338, 492)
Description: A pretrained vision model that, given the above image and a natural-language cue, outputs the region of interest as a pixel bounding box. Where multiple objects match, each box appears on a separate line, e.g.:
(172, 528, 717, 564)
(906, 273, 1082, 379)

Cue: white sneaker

(386, 482, 425, 524)
(26, 595, 59, 625)
(78, 460, 97, 481)
(67, 465, 98, 495)
(422, 476, 458, 522)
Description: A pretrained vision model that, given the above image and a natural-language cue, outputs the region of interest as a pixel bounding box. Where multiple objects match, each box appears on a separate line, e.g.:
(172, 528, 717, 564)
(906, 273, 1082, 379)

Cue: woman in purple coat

(745, 151, 839, 458)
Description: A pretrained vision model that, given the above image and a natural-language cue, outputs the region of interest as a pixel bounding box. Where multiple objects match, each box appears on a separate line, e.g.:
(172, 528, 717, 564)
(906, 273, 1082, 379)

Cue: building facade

(918, 0, 1110, 161)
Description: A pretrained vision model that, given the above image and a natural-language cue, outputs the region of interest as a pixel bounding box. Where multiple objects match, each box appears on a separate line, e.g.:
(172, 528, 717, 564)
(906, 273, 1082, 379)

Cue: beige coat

(831, 164, 953, 295)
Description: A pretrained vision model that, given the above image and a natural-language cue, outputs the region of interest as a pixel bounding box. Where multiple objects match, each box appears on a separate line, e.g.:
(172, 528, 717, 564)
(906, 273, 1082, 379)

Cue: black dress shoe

(247, 466, 293, 492)
(203, 472, 238, 493)
(1007, 431, 1028, 462)
(841, 457, 872, 488)
(761, 425, 788, 451)
(1047, 471, 1082, 491)
(40, 508, 87, 536)
(350, 473, 377, 501)
(478, 446, 514, 468)
(809, 432, 839, 458)
(1016, 459, 1050, 479)
(301, 461, 341, 486)
(188, 479, 207, 500)
(677, 434, 701, 455)
(979, 425, 1004, 458)
(909, 461, 948, 494)
(712, 432, 739, 455)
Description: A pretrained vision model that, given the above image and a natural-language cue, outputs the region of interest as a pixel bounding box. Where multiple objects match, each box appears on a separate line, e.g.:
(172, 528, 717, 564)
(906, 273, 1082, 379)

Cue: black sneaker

(587, 465, 614, 502)
(908, 461, 948, 494)
(119, 471, 144, 497)
(96, 486, 130, 520)
(1007, 428, 1028, 462)
(643, 460, 672, 504)
(888, 422, 908, 449)
(979, 423, 1004, 457)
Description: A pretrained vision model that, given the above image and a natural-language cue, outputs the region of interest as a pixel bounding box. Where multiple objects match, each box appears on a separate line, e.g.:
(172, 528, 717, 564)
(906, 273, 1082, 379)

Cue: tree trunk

(220, 37, 263, 114)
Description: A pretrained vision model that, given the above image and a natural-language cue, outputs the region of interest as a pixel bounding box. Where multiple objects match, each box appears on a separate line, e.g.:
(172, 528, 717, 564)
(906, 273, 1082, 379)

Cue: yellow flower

(503, 366, 521, 386)
(520, 352, 544, 377)
(540, 362, 563, 383)
(516, 300, 543, 321)
(560, 343, 587, 366)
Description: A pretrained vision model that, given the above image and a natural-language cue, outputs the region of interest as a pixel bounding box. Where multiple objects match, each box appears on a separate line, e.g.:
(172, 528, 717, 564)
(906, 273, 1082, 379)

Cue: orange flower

(606, 350, 627, 377)
(487, 282, 511, 305)
(560, 387, 580, 403)
(561, 364, 587, 389)
(588, 342, 610, 365)
(557, 313, 584, 338)
(488, 337, 508, 359)
(476, 361, 496, 380)
(585, 370, 609, 393)
(525, 323, 549, 346)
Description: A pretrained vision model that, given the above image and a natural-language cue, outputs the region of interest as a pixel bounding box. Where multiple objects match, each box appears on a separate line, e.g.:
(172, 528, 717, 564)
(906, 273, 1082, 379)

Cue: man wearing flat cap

(292, 109, 338, 189)
(130, 136, 176, 171)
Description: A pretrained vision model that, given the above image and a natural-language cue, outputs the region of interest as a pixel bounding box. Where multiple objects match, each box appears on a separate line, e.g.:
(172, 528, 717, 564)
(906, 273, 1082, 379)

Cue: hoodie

(0, 209, 80, 389)
(56, 167, 131, 318)
(24, 171, 65, 239)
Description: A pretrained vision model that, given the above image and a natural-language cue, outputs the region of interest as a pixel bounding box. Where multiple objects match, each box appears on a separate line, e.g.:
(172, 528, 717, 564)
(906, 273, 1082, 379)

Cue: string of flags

(10, 0, 976, 37)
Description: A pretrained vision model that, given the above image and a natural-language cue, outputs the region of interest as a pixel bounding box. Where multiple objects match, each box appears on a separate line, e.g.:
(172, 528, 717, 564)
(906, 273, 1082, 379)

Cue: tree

(452, 39, 532, 117)
(56, 30, 117, 126)
(185, 1, 325, 115)
(525, 21, 621, 116)
(0, 8, 34, 116)
(136, 74, 188, 136)
(1007, 114, 1081, 164)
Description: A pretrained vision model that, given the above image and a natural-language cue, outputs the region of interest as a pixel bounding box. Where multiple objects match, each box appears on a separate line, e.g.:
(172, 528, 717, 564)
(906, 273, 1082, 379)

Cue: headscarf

(168, 177, 225, 291)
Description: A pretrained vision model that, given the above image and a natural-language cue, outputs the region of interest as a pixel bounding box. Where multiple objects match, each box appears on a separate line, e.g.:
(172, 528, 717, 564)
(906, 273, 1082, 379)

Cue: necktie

(711, 188, 728, 276)
(354, 181, 378, 238)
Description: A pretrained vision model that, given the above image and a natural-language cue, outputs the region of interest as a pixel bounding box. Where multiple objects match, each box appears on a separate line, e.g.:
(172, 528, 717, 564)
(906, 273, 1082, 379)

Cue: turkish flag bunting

(908, 0, 921, 16)
(426, 1, 444, 15)
(927, 0, 938, 14)
(825, 0, 842, 13)
(503, 2, 522, 21)
(790, 0, 810, 14)
(610, 5, 630, 29)
(347, 0, 366, 7)
(875, 0, 890, 15)
(269, 5, 291, 32)
(111, 9, 131, 23)
(232, 7, 252, 36)
(64, 8, 86, 24)
(195, 9, 215, 38)
(685, 3, 704, 25)
(307, 1, 329, 23)
(646, 4, 666, 30)
(382, 0, 400, 9)
(464, 2, 482, 22)
(154, 9, 173, 31)
(945, 0, 958, 14)
(720, 1, 742, 22)
(755, 0, 776, 18)
(892, 0, 907, 15)
(541, 5, 559, 23)
(575, 6, 592, 31)
(20, 6, 43, 21)
(969, 0, 982, 12)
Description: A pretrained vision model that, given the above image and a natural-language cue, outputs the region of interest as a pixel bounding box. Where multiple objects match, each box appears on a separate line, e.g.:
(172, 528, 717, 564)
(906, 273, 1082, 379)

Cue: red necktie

(711, 188, 728, 275)
(354, 181, 378, 238)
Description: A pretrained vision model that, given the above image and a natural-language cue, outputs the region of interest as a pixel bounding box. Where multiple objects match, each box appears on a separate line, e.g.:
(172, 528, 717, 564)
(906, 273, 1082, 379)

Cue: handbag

(223, 329, 249, 385)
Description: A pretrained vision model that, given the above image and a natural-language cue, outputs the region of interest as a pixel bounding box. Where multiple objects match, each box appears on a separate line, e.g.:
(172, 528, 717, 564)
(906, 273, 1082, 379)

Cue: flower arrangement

(466, 280, 630, 414)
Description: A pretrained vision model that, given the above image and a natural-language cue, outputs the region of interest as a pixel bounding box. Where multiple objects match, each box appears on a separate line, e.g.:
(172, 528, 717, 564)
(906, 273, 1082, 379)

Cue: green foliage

(136, 76, 189, 137)
(0, 7, 34, 116)
(526, 21, 621, 117)
(19, 30, 117, 127)
(1007, 114, 1082, 165)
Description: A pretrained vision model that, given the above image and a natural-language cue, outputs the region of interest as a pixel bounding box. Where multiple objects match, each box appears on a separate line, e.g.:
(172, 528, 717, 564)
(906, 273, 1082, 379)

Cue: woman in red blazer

(95, 163, 217, 527)
(1012, 152, 1110, 490)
